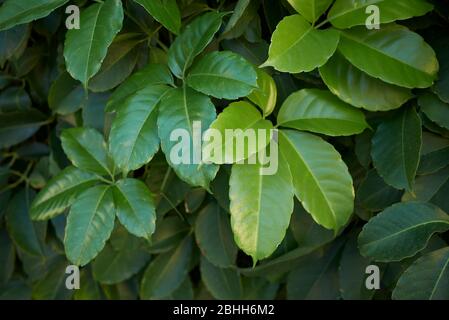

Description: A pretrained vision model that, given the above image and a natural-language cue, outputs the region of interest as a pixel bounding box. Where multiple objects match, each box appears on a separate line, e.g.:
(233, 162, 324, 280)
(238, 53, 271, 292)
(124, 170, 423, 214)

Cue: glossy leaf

(186, 51, 257, 100)
(277, 88, 369, 136)
(418, 93, 449, 130)
(134, 0, 181, 34)
(287, 0, 333, 23)
(263, 15, 340, 73)
(358, 202, 449, 262)
(248, 68, 277, 116)
(279, 130, 354, 231)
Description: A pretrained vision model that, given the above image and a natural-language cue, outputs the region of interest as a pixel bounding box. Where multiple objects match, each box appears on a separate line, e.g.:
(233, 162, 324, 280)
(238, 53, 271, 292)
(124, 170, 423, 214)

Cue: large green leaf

(134, 0, 181, 34)
(393, 247, 449, 300)
(30, 166, 99, 221)
(248, 68, 277, 117)
(203, 101, 273, 164)
(319, 52, 413, 111)
(0, 108, 47, 148)
(106, 63, 174, 112)
(158, 87, 218, 189)
(140, 235, 192, 299)
(61, 127, 114, 177)
(64, 0, 123, 86)
(262, 15, 340, 73)
(328, 0, 433, 29)
(279, 130, 354, 231)
(109, 85, 171, 172)
(229, 152, 294, 263)
(277, 88, 369, 136)
(186, 51, 257, 100)
(65, 186, 116, 266)
(0, 0, 68, 31)
(113, 178, 156, 239)
(358, 202, 449, 262)
(418, 93, 449, 130)
(168, 12, 224, 79)
(287, 0, 333, 23)
(200, 256, 242, 300)
(195, 202, 238, 268)
(338, 24, 438, 88)
(92, 228, 150, 284)
(371, 107, 422, 191)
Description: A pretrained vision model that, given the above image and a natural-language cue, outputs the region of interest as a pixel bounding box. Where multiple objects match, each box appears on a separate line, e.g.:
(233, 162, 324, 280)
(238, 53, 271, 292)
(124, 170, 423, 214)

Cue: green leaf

(418, 132, 449, 175)
(195, 202, 238, 268)
(263, 15, 340, 73)
(186, 51, 257, 99)
(158, 87, 218, 189)
(168, 11, 224, 79)
(30, 166, 100, 221)
(319, 52, 413, 111)
(277, 88, 369, 136)
(140, 235, 193, 299)
(64, 0, 123, 86)
(279, 130, 354, 231)
(0, 230, 14, 285)
(358, 202, 449, 262)
(61, 127, 114, 177)
(32, 256, 73, 300)
(48, 72, 86, 115)
(200, 256, 242, 300)
(339, 24, 438, 88)
(371, 107, 422, 191)
(106, 63, 174, 112)
(203, 101, 273, 164)
(109, 85, 171, 172)
(0, 108, 47, 148)
(92, 229, 150, 284)
(248, 68, 277, 117)
(6, 189, 44, 256)
(393, 247, 449, 300)
(148, 216, 190, 254)
(113, 178, 156, 239)
(0, 0, 68, 31)
(229, 151, 294, 263)
(134, 0, 181, 34)
(0, 24, 29, 65)
(328, 0, 433, 29)
(64, 185, 116, 266)
(287, 0, 333, 23)
(431, 33, 449, 103)
(418, 93, 449, 130)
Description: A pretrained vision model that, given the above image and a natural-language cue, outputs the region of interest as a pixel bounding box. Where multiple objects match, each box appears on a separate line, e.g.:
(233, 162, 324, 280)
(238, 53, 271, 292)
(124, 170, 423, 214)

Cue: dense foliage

(0, 0, 449, 300)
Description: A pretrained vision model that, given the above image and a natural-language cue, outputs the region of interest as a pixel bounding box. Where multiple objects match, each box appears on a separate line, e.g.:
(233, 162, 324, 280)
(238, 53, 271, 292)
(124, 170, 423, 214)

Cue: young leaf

(134, 0, 181, 35)
(200, 256, 242, 300)
(30, 166, 100, 221)
(106, 63, 174, 113)
(263, 15, 340, 73)
(279, 130, 354, 231)
(339, 24, 438, 89)
(186, 51, 257, 99)
(229, 152, 294, 263)
(277, 88, 369, 136)
(168, 12, 224, 79)
(248, 68, 277, 117)
(140, 235, 193, 299)
(287, 0, 333, 23)
(113, 178, 156, 239)
(109, 85, 171, 172)
(65, 185, 116, 266)
(158, 87, 218, 189)
(328, 0, 433, 29)
(195, 202, 238, 268)
(358, 202, 449, 262)
(371, 107, 422, 191)
(0, 0, 69, 31)
(418, 93, 449, 130)
(61, 127, 114, 177)
(319, 52, 413, 111)
(203, 101, 273, 164)
(64, 0, 124, 86)
(393, 247, 449, 300)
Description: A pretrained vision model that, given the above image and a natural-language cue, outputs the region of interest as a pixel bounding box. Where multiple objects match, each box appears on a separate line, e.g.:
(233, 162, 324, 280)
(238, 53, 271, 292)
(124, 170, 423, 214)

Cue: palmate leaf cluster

(0, 0, 449, 300)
